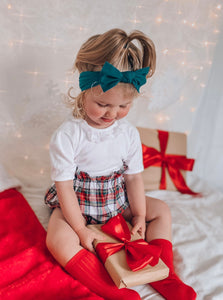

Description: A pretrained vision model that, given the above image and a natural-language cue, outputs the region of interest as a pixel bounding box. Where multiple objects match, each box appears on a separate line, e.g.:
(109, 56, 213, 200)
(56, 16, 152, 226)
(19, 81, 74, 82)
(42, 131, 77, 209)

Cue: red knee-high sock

(149, 239, 197, 300)
(65, 249, 140, 300)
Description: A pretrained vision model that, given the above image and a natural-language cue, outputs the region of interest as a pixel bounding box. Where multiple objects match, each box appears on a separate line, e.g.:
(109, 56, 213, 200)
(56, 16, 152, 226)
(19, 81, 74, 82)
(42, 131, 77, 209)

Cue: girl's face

(83, 85, 134, 129)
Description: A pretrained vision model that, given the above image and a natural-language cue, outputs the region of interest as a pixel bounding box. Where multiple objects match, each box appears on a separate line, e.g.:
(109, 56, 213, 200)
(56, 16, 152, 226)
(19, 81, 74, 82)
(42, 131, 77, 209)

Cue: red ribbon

(95, 214, 161, 272)
(142, 130, 198, 195)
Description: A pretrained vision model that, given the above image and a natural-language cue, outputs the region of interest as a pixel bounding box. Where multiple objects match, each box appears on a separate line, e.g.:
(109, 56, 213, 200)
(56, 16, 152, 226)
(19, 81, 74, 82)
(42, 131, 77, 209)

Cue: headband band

(79, 62, 150, 93)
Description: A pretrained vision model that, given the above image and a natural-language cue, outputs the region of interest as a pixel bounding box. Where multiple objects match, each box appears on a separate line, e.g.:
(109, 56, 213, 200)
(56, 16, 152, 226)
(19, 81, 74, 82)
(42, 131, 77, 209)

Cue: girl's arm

(55, 180, 104, 252)
(124, 172, 146, 238)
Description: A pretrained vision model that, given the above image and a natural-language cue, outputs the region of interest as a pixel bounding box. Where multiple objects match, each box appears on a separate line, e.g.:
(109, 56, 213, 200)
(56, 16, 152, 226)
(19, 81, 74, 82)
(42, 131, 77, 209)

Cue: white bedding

(1, 166, 223, 300)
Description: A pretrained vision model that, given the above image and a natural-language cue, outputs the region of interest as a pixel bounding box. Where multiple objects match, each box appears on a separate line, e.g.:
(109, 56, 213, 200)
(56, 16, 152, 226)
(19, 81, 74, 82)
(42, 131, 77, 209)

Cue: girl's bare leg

(46, 208, 83, 267)
(122, 196, 172, 242)
(46, 209, 141, 300)
(144, 196, 172, 242)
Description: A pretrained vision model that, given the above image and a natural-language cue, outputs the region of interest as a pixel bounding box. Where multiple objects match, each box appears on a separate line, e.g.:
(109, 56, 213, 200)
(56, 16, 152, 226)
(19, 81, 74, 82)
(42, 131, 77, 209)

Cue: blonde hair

(68, 28, 156, 118)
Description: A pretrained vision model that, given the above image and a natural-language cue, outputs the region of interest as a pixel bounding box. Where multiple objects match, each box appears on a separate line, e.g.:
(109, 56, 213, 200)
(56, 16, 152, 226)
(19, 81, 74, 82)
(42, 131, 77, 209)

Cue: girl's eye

(120, 105, 127, 108)
(97, 103, 107, 107)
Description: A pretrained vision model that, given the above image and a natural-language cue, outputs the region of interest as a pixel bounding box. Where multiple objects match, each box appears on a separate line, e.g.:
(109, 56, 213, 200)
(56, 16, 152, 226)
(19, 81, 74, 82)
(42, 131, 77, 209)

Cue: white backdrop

(0, 0, 222, 193)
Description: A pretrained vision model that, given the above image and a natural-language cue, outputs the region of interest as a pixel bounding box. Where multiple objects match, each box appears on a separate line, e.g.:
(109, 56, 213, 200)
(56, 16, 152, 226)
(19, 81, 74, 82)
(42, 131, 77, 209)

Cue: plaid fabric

(44, 165, 129, 224)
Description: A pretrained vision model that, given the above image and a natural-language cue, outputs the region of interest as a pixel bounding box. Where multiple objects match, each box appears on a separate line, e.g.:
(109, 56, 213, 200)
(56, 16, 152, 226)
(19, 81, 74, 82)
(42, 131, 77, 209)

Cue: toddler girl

(45, 28, 196, 300)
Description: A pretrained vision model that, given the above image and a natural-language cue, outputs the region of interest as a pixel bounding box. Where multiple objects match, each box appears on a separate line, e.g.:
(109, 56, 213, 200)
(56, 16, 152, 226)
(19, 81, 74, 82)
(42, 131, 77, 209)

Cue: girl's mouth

(101, 118, 114, 123)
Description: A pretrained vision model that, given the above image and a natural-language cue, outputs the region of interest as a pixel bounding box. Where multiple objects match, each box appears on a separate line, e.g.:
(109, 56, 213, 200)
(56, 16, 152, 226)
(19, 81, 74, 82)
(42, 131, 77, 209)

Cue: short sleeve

(124, 126, 144, 174)
(49, 129, 77, 181)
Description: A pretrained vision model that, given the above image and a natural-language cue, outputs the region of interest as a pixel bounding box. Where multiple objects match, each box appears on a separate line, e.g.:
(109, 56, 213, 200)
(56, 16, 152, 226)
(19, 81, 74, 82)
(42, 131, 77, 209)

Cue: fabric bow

(95, 214, 161, 272)
(142, 130, 198, 195)
(79, 61, 150, 92)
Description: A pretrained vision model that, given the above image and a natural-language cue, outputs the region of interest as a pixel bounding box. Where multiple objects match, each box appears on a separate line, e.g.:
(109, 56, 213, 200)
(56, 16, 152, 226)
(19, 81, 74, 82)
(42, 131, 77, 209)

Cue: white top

(50, 116, 144, 181)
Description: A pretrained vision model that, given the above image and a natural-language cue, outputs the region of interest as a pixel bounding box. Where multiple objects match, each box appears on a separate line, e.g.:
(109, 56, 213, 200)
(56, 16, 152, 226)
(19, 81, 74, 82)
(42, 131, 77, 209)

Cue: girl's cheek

(118, 108, 130, 119)
(92, 107, 105, 117)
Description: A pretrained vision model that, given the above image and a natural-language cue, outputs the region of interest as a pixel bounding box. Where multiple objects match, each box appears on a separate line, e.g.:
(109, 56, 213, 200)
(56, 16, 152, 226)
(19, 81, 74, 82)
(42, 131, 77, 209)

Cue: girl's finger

(139, 228, 145, 239)
(86, 241, 95, 253)
(131, 224, 140, 235)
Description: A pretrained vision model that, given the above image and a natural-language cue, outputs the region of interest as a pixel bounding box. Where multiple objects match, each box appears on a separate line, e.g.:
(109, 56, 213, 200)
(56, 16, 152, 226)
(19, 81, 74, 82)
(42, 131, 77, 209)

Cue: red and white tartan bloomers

(44, 165, 129, 224)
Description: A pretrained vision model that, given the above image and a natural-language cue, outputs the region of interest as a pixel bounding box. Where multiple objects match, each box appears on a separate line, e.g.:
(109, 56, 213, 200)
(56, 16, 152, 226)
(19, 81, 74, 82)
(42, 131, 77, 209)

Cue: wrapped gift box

(137, 127, 196, 194)
(88, 216, 169, 288)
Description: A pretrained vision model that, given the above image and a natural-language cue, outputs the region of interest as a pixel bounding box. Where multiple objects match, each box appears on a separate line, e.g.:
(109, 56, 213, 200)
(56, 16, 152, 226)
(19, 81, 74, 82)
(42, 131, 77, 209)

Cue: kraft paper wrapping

(137, 127, 187, 191)
(88, 223, 169, 289)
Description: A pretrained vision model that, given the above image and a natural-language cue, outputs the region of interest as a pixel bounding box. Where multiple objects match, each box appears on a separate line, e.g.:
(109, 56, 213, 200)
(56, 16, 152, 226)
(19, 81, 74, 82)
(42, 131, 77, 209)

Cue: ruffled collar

(76, 118, 124, 143)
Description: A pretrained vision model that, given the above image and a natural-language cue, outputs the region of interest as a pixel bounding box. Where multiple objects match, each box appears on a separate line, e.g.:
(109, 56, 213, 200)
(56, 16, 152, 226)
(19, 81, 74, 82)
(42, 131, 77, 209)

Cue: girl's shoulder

(54, 115, 84, 134)
(51, 116, 85, 144)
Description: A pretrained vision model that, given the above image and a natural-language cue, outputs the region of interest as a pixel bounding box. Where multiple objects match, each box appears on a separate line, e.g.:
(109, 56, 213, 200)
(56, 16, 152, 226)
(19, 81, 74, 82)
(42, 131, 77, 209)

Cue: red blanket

(0, 188, 103, 300)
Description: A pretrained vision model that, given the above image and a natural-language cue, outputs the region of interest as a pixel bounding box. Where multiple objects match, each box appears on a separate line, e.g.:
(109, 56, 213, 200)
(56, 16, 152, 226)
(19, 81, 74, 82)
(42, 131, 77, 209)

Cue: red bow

(95, 214, 161, 272)
(142, 130, 198, 195)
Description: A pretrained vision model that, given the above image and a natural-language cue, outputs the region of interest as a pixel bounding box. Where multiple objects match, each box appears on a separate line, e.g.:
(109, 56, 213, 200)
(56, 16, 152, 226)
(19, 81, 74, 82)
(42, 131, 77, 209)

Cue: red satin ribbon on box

(142, 130, 198, 195)
(95, 214, 161, 272)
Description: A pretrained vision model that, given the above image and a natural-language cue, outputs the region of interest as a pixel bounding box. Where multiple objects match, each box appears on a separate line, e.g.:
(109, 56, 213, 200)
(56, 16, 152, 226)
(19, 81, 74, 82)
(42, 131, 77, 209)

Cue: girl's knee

(46, 208, 80, 255)
(46, 228, 60, 253)
(146, 196, 172, 221)
(46, 226, 81, 267)
(46, 230, 53, 252)
(159, 200, 172, 222)
(158, 199, 171, 213)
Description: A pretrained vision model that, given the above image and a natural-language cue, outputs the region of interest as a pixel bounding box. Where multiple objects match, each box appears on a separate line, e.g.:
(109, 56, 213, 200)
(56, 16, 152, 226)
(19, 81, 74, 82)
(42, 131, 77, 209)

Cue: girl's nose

(105, 107, 117, 119)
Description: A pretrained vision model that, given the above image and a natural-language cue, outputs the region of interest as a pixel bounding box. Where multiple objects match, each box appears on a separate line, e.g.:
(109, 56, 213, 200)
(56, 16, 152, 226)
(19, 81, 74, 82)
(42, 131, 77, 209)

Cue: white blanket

(1, 166, 223, 300)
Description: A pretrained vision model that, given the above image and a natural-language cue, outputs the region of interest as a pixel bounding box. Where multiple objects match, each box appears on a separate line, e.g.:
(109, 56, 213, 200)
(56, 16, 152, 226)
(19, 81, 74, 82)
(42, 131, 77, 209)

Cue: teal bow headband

(79, 62, 150, 93)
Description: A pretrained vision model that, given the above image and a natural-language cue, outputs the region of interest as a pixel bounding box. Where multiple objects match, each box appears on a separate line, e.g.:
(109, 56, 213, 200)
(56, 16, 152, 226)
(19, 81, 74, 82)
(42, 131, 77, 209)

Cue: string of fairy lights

(119, 2, 221, 129)
(1, 1, 222, 177)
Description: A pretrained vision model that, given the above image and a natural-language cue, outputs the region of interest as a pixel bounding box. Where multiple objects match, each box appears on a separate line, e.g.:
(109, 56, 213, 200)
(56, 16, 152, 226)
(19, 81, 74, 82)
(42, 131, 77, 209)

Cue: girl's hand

(131, 215, 146, 239)
(76, 226, 105, 253)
